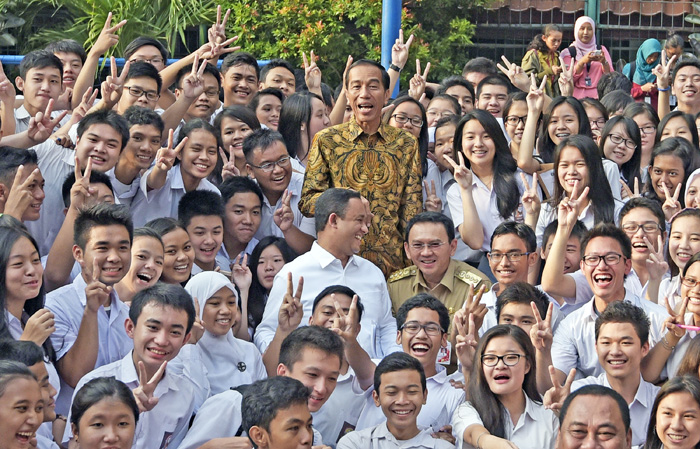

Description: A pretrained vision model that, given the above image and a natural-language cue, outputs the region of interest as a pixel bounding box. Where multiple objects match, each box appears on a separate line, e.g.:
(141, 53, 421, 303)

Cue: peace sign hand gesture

(273, 190, 295, 232)
(663, 296, 688, 346)
(3, 165, 43, 221)
(155, 129, 187, 172)
(391, 29, 414, 71)
(662, 181, 682, 221)
(652, 50, 678, 90)
(182, 54, 207, 100)
(529, 302, 553, 351)
(133, 360, 167, 412)
(454, 312, 479, 373)
(557, 180, 589, 229)
(544, 366, 576, 411)
(443, 152, 473, 191)
(70, 87, 99, 124)
(520, 172, 541, 217)
(408, 59, 430, 101)
(189, 297, 205, 344)
(92, 12, 127, 56)
(497, 55, 530, 92)
(85, 257, 112, 314)
(303, 51, 322, 92)
(526, 73, 547, 114)
(220, 147, 240, 181)
(645, 234, 670, 283)
(70, 156, 96, 211)
(232, 253, 252, 293)
(331, 294, 361, 343)
(423, 180, 442, 212)
(620, 177, 641, 200)
(279, 273, 303, 333)
(453, 284, 487, 336)
(558, 56, 575, 97)
(101, 57, 130, 108)
(27, 99, 68, 144)
(208, 5, 231, 45)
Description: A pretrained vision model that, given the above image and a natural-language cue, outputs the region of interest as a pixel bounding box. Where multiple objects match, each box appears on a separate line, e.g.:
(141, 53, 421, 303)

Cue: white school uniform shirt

(215, 238, 259, 271)
(63, 351, 199, 449)
(130, 164, 220, 227)
(571, 373, 659, 448)
(663, 313, 699, 379)
(535, 198, 625, 248)
(337, 423, 455, 449)
(535, 159, 623, 205)
(551, 289, 668, 379)
(106, 167, 141, 206)
(25, 139, 74, 255)
(313, 367, 367, 447)
(440, 171, 483, 263)
(178, 388, 324, 449)
(45, 275, 133, 414)
(254, 242, 401, 358)
(422, 159, 444, 210)
(537, 285, 589, 317)
(356, 364, 465, 434)
(15, 104, 69, 134)
(36, 435, 59, 449)
(254, 171, 316, 240)
(446, 170, 529, 252)
(452, 392, 558, 449)
(660, 275, 682, 310)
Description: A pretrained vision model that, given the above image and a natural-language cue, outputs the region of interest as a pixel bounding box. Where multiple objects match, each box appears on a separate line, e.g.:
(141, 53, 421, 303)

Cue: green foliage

(0, 1, 25, 47)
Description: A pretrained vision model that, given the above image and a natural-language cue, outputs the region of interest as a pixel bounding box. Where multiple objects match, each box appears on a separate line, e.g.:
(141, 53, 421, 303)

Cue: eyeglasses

(249, 156, 291, 172)
(607, 133, 637, 150)
(125, 86, 160, 101)
(400, 321, 444, 336)
(391, 114, 423, 127)
(505, 115, 527, 126)
(638, 125, 656, 135)
(130, 57, 164, 65)
(621, 222, 662, 234)
(682, 277, 700, 288)
(581, 252, 624, 267)
(204, 88, 220, 98)
(487, 251, 530, 263)
(481, 353, 525, 367)
(589, 118, 606, 128)
(409, 241, 447, 251)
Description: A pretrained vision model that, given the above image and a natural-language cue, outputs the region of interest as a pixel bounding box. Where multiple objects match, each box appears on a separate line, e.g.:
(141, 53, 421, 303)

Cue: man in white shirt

(64, 283, 202, 449)
(547, 222, 668, 389)
(254, 188, 399, 359)
(45, 204, 134, 414)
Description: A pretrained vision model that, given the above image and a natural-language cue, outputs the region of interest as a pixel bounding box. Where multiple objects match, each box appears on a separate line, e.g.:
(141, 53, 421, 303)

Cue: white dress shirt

(552, 289, 668, 379)
(535, 199, 625, 248)
(106, 167, 141, 206)
(254, 171, 316, 240)
(337, 423, 454, 449)
(452, 392, 558, 449)
(254, 242, 401, 358)
(313, 367, 367, 447)
(215, 238, 258, 271)
(440, 171, 482, 263)
(130, 164, 220, 227)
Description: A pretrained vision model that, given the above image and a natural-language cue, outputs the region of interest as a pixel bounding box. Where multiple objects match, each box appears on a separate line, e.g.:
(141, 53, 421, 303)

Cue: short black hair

(476, 75, 510, 99)
(279, 325, 344, 371)
(61, 170, 114, 208)
(176, 118, 221, 150)
(462, 57, 498, 77)
(312, 285, 364, 322)
(618, 197, 665, 229)
(490, 221, 537, 253)
(594, 300, 650, 344)
(672, 59, 700, 85)
(0, 147, 38, 187)
(123, 106, 165, 134)
(580, 223, 632, 260)
(177, 190, 224, 229)
(133, 226, 163, 248)
(260, 59, 295, 83)
(71, 377, 139, 431)
(220, 176, 264, 207)
(542, 219, 587, 250)
(124, 37, 169, 62)
(597, 71, 632, 98)
(345, 59, 390, 90)
(19, 50, 63, 80)
(496, 282, 550, 323)
(374, 351, 426, 393)
(0, 340, 44, 366)
(45, 39, 87, 63)
(214, 105, 261, 132)
(404, 212, 455, 242)
(241, 376, 309, 447)
(144, 217, 186, 238)
(429, 94, 461, 116)
(248, 88, 285, 113)
(314, 188, 361, 233)
(129, 283, 196, 334)
(124, 61, 163, 94)
(77, 110, 130, 151)
(438, 75, 475, 99)
(221, 52, 260, 80)
(600, 90, 634, 116)
(559, 385, 631, 432)
(74, 203, 133, 250)
(242, 128, 286, 163)
(175, 63, 221, 89)
(396, 293, 450, 334)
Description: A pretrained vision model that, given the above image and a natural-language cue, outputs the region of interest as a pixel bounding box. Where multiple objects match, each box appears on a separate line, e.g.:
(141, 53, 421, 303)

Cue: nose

(103, 425, 119, 443)
(271, 161, 285, 176)
(241, 211, 253, 225)
(299, 425, 313, 446)
(154, 328, 169, 346)
(106, 248, 120, 262)
(176, 250, 188, 262)
(312, 377, 328, 398)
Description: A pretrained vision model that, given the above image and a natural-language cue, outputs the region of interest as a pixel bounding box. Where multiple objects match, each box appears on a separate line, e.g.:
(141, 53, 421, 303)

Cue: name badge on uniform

(645, 96, 651, 105)
(585, 77, 592, 87)
(437, 342, 451, 365)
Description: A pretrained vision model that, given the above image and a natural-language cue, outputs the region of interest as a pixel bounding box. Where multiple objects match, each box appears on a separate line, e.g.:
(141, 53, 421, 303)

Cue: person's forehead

(54, 51, 83, 63)
(138, 302, 189, 327)
(266, 66, 295, 79)
(29, 361, 49, 379)
(408, 221, 449, 240)
(201, 72, 221, 86)
(316, 293, 352, 309)
(348, 64, 383, 83)
(492, 233, 527, 250)
(130, 124, 162, 138)
(253, 140, 287, 161)
(226, 63, 257, 78)
(189, 215, 223, 228)
(228, 191, 262, 207)
(446, 85, 471, 97)
(293, 346, 340, 368)
(677, 66, 700, 78)
(565, 395, 625, 427)
(380, 369, 423, 389)
(131, 45, 163, 58)
(26, 66, 61, 77)
(598, 321, 638, 339)
(584, 236, 622, 253)
(621, 206, 659, 224)
(501, 302, 534, 316)
(405, 306, 440, 322)
(84, 123, 122, 139)
(87, 224, 130, 242)
(479, 84, 508, 96)
(125, 76, 158, 89)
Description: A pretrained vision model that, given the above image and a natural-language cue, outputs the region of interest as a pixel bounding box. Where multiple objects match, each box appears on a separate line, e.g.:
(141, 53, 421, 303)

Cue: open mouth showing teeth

(174, 264, 189, 272)
(632, 243, 648, 249)
(136, 273, 153, 282)
(608, 360, 626, 365)
(556, 133, 571, 138)
(668, 434, 687, 441)
(358, 104, 373, 111)
(494, 374, 510, 381)
(16, 432, 34, 441)
(90, 155, 106, 163)
(393, 410, 412, 415)
(272, 175, 285, 182)
(195, 163, 209, 170)
(149, 348, 167, 355)
(411, 343, 430, 355)
(594, 274, 613, 283)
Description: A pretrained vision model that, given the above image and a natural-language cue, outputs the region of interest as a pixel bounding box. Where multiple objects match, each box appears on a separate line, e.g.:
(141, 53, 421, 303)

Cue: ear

(396, 330, 402, 346)
(277, 363, 288, 377)
(248, 426, 269, 448)
(383, 88, 391, 105)
(0, 182, 9, 205)
(125, 318, 135, 338)
(404, 242, 412, 262)
(441, 333, 448, 349)
(624, 256, 633, 275)
(72, 244, 84, 266)
(328, 212, 339, 229)
(423, 388, 428, 405)
(527, 251, 539, 269)
(246, 164, 255, 180)
(308, 315, 314, 325)
(641, 341, 650, 359)
(182, 331, 192, 346)
(300, 123, 306, 131)
(449, 238, 458, 257)
(15, 76, 24, 92)
(372, 389, 380, 407)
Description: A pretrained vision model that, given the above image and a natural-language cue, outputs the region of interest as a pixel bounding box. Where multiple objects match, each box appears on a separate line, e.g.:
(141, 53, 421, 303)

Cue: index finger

(673, 182, 682, 201)
(219, 147, 229, 165)
(216, 4, 221, 26)
(194, 297, 201, 319)
(294, 276, 304, 299)
(634, 177, 640, 195)
(43, 98, 55, 118)
(191, 53, 199, 77)
(12, 164, 24, 189)
(662, 181, 672, 200)
(530, 301, 543, 323)
(563, 368, 576, 389)
(110, 56, 118, 79)
(302, 52, 309, 70)
(221, 8, 231, 29)
(679, 296, 688, 318)
(286, 271, 293, 296)
(149, 360, 167, 384)
(547, 365, 561, 388)
(83, 154, 93, 181)
(665, 296, 676, 317)
(430, 179, 437, 196)
(92, 256, 100, 282)
(500, 55, 512, 68)
(443, 154, 458, 170)
(539, 75, 547, 91)
(415, 59, 421, 77)
(137, 361, 148, 386)
(404, 33, 414, 48)
(118, 59, 130, 83)
(423, 62, 431, 80)
(520, 172, 531, 191)
(397, 29, 404, 45)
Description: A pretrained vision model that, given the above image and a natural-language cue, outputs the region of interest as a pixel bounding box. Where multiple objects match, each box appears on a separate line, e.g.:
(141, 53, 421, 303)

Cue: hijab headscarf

(633, 39, 662, 86)
(685, 167, 700, 206)
(573, 16, 597, 58)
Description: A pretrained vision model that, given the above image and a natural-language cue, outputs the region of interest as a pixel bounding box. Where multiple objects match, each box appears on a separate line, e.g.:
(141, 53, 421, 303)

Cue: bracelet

(661, 334, 676, 351)
(658, 86, 670, 92)
(55, 414, 67, 422)
(389, 63, 402, 73)
(476, 432, 489, 449)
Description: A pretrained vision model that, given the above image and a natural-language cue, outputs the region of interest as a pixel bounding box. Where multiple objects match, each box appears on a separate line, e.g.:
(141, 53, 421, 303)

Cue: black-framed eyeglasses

(130, 57, 164, 65)
(487, 251, 530, 263)
(400, 321, 444, 336)
(409, 241, 447, 251)
(638, 125, 656, 135)
(505, 115, 527, 126)
(481, 353, 525, 367)
(589, 118, 606, 128)
(125, 86, 160, 101)
(249, 156, 291, 173)
(391, 114, 423, 127)
(621, 222, 662, 234)
(581, 252, 624, 267)
(608, 133, 637, 150)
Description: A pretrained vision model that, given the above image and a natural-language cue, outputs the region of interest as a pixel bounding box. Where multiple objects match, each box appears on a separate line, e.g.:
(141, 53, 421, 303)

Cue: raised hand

(91, 12, 127, 56)
(133, 360, 166, 412)
(423, 180, 442, 212)
(408, 59, 430, 101)
(443, 152, 473, 191)
(558, 56, 575, 97)
(190, 297, 205, 343)
(155, 129, 187, 172)
(360, 194, 374, 230)
(529, 302, 553, 351)
(70, 156, 96, 211)
(231, 253, 252, 293)
(331, 294, 361, 342)
(663, 296, 688, 342)
(101, 57, 130, 107)
(69, 87, 99, 124)
(27, 99, 69, 144)
(454, 312, 479, 373)
(0, 62, 16, 107)
(453, 284, 487, 334)
(526, 73, 547, 113)
(620, 177, 641, 200)
(3, 165, 43, 221)
(273, 189, 294, 232)
(85, 257, 112, 313)
(182, 54, 207, 100)
(662, 181, 682, 221)
(391, 29, 414, 71)
(208, 5, 231, 45)
(543, 366, 576, 412)
(278, 272, 303, 333)
(520, 172, 541, 217)
(652, 50, 678, 90)
(645, 234, 670, 282)
(497, 55, 530, 92)
(220, 147, 240, 181)
(20, 309, 55, 346)
(303, 51, 322, 93)
(557, 180, 589, 229)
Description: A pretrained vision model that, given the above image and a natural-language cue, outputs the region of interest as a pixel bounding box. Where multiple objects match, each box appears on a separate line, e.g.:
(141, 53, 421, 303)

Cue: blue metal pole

(0, 55, 270, 69)
(381, 0, 401, 97)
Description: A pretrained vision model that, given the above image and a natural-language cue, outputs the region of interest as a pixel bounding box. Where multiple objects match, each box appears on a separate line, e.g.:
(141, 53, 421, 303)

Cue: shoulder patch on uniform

(388, 267, 416, 282)
(455, 270, 484, 287)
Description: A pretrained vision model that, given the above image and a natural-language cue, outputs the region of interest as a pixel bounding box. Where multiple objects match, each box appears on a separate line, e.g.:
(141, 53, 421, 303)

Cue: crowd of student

(4, 6, 700, 449)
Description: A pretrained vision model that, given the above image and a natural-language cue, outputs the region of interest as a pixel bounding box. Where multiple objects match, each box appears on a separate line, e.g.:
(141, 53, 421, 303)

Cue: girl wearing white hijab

(685, 167, 700, 209)
(561, 16, 613, 99)
(185, 271, 267, 395)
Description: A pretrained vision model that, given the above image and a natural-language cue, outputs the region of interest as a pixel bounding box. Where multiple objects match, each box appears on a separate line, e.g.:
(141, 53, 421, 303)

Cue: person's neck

(679, 102, 700, 117)
(114, 279, 137, 305)
(81, 272, 113, 307)
(471, 164, 494, 186)
(509, 141, 520, 160)
(181, 169, 202, 192)
(422, 268, 447, 291)
(5, 297, 24, 320)
(131, 353, 161, 382)
(114, 159, 142, 185)
(317, 238, 351, 268)
(195, 258, 216, 272)
(264, 189, 284, 206)
(593, 289, 626, 313)
(386, 421, 421, 442)
(498, 389, 526, 426)
(631, 260, 648, 286)
(423, 361, 437, 378)
(605, 371, 640, 406)
(23, 102, 42, 117)
(224, 234, 247, 259)
(355, 118, 380, 135)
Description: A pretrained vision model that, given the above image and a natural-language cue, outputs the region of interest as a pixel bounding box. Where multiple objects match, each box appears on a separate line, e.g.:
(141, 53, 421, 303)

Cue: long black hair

(599, 115, 642, 188)
(385, 95, 429, 177)
(537, 96, 592, 163)
(644, 137, 699, 208)
(644, 376, 700, 449)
